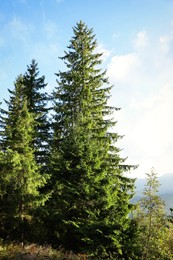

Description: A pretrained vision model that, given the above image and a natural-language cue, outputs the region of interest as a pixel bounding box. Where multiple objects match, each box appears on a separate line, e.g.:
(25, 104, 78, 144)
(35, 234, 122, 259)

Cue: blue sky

(1, 0, 173, 178)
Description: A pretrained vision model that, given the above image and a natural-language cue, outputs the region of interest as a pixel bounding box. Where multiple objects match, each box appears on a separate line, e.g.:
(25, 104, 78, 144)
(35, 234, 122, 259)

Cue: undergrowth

(0, 242, 87, 260)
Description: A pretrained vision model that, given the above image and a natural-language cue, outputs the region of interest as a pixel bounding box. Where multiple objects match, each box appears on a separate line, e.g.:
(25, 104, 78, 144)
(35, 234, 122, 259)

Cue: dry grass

(0, 243, 87, 260)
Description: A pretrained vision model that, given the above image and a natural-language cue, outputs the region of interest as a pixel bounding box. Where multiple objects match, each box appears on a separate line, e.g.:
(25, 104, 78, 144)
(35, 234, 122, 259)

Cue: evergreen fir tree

(0, 76, 48, 241)
(22, 59, 50, 165)
(0, 75, 26, 150)
(49, 21, 135, 258)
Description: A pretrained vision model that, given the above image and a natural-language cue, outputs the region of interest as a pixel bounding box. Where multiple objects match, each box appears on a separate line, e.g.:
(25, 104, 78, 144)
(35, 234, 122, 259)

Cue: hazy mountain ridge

(133, 173, 173, 214)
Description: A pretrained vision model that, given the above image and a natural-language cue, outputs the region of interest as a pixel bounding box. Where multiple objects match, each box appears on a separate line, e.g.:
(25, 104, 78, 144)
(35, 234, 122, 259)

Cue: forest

(0, 21, 173, 260)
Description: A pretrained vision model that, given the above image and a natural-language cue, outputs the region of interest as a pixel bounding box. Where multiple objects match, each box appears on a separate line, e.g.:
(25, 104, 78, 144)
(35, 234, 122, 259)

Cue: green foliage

(0, 60, 50, 165)
(134, 168, 171, 259)
(48, 20, 136, 258)
(22, 59, 50, 165)
(2, 21, 172, 259)
(0, 77, 48, 242)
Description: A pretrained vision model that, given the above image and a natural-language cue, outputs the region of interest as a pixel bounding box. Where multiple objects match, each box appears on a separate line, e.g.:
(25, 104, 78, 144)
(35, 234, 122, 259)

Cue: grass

(0, 243, 87, 260)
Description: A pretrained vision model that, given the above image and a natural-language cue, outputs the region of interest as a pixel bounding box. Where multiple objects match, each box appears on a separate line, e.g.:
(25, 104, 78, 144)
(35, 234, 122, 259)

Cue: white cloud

(96, 44, 111, 61)
(123, 84, 173, 178)
(159, 34, 173, 54)
(159, 36, 170, 53)
(107, 27, 173, 178)
(107, 53, 140, 82)
(131, 84, 173, 150)
(133, 31, 149, 49)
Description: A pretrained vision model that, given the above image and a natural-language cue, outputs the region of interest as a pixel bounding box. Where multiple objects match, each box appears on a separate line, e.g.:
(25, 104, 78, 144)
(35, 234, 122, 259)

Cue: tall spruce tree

(49, 21, 135, 258)
(0, 76, 48, 241)
(22, 59, 50, 165)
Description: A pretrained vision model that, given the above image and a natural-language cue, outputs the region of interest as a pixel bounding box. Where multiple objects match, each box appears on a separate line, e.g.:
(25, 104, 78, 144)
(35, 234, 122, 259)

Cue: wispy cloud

(0, 14, 62, 99)
(44, 20, 59, 40)
(107, 25, 173, 177)
(159, 34, 173, 54)
(7, 16, 32, 43)
(133, 31, 149, 49)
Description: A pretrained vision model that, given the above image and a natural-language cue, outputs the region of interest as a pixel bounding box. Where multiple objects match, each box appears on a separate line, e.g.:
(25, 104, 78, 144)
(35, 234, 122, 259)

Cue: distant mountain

(134, 173, 173, 195)
(133, 173, 173, 214)
(158, 174, 173, 194)
(161, 193, 173, 214)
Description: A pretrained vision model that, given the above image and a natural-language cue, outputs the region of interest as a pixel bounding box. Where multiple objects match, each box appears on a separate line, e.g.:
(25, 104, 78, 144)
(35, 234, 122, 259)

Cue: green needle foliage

(22, 59, 50, 166)
(48, 21, 135, 258)
(0, 60, 50, 163)
(135, 169, 171, 260)
(0, 76, 48, 242)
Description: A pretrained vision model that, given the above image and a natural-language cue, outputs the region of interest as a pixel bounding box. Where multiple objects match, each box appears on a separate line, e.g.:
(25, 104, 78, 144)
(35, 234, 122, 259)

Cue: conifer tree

(0, 75, 26, 150)
(49, 21, 135, 258)
(0, 61, 49, 159)
(0, 76, 48, 241)
(135, 169, 170, 259)
(22, 59, 50, 165)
